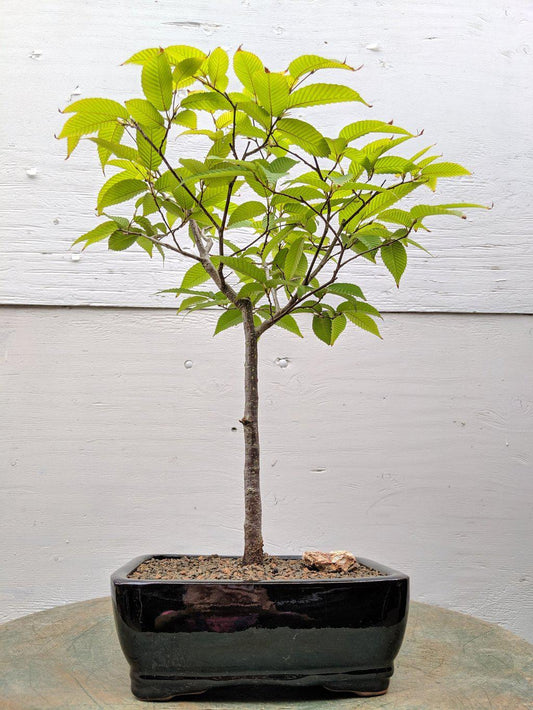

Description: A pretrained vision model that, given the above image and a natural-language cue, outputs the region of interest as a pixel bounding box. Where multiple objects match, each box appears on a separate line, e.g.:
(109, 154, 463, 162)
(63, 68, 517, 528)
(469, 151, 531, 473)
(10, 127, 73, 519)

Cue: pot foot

(131, 674, 209, 701)
(324, 677, 390, 696)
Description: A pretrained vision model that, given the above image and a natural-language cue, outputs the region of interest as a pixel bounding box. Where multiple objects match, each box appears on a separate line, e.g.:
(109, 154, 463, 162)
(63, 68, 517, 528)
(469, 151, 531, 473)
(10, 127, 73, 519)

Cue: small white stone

(26, 168, 38, 177)
(366, 43, 381, 51)
(71, 254, 81, 262)
(184, 359, 193, 369)
(276, 357, 289, 369)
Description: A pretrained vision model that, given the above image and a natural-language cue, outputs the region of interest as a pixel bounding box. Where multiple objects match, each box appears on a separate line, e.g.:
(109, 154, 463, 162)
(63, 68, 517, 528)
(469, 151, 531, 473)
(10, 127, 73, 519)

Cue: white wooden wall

(1, 0, 532, 642)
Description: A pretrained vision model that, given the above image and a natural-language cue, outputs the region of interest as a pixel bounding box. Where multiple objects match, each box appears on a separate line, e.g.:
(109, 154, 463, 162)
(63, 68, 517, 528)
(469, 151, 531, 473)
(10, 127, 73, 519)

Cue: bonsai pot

(111, 554, 409, 700)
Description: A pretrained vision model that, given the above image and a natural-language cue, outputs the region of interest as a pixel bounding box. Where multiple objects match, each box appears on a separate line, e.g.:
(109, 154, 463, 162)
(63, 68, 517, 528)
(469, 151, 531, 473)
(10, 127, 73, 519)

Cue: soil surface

(128, 555, 383, 581)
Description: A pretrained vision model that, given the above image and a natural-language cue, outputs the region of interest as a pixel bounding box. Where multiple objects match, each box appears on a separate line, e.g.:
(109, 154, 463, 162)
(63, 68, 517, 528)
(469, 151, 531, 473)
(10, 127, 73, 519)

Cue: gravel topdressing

(128, 555, 383, 581)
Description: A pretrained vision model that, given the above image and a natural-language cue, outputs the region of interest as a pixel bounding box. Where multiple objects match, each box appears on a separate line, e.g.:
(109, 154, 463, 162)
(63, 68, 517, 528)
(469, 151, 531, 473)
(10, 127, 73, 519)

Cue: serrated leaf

(173, 109, 197, 129)
(233, 50, 264, 94)
(214, 309, 243, 334)
(218, 256, 267, 283)
(62, 97, 129, 119)
(227, 201, 266, 227)
(108, 232, 138, 251)
(410, 204, 464, 220)
(327, 282, 366, 300)
(58, 113, 118, 139)
(274, 314, 303, 338)
(330, 314, 346, 345)
(136, 125, 166, 170)
(96, 123, 125, 169)
(284, 237, 305, 280)
(72, 221, 117, 248)
(345, 312, 382, 338)
(208, 48, 229, 90)
(173, 57, 204, 87)
(123, 47, 159, 65)
(142, 52, 173, 111)
(97, 179, 146, 213)
(253, 72, 289, 116)
(312, 314, 332, 345)
(89, 137, 141, 163)
(288, 54, 354, 78)
(288, 83, 368, 109)
(422, 162, 470, 178)
(181, 262, 210, 289)
(181, 92, 231, 112)
(379, 209, 412, 226)
(125, 98, 164, 127)
(165, 45, 206, 64)
(275, 118, 329, 157)
(381, 241, 407, 287)
(339, 120, 411, 143)
(373, 156, 416, 175)
(356, 183, 419, 223)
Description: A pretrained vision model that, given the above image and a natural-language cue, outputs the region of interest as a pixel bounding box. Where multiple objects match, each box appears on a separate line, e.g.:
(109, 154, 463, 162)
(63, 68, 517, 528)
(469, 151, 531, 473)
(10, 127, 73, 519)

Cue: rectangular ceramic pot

(111, 554, 409, 700)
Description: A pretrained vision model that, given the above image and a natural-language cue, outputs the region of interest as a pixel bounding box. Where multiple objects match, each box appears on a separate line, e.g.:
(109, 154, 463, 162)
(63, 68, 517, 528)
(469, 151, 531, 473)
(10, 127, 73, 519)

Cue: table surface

(0, 598, 532, 709)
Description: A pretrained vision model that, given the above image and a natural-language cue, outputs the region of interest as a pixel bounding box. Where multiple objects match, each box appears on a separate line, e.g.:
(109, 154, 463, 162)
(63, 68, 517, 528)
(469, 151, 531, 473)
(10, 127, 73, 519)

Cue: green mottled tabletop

(0, 598, 532, 709)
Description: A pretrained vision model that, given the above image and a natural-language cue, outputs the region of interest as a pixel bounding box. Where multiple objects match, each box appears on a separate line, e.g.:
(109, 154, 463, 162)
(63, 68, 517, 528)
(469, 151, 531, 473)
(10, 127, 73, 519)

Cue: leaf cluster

(59, 45, 485, 344)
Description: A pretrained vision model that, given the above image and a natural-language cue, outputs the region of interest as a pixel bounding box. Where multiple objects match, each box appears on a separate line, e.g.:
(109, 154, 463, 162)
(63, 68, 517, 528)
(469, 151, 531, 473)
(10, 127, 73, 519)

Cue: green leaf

(136, 125, 166, 170)
(123, 47, 159, 65)
(268, 157, 298, 174)
(142, 52, 173, 111)
(173, 57, 203, 87)
(288, 54, 354, 78)
(218, 256, 267, 283)
(181, 91, 231, 112)
(330, 314, 347, 345)
(173, 109, 197, 129)
(275, 118, 329, 157)
(227, 201, 266, 227)
(95, 123, 125, 169)
(208, 48, 229, 90)
(422, 162, 470, 178)
(284, 237, 305, 280)
(327, 282, 366, 300)
(339, 120, 411, 143)
(136, 236, 153, 257)
(58, 113, 117, 139)
(72, 221, 117, 248)
(410, 204, 465, 220)
(165, 45, 206, 64)
(288, 83, 368, 109)
(108, 232, 138, 251)
(125, 98, 164, 127)
(345, 312, 382, 338)
(356, 183, 419, 223)
(381, 241, 407, 287)
(214, 309, 243, 334)
(97, 179, 147, 214)
(89, 137, 141, 163)
(312, 314, 332, 345)
(181, 262, 210, 289)
(274, 314, 303, 338)
(373, 156, 416, 175)
(62, 97, 129, 119)
(253, 72, 289, 116)
(233, 50, 264, 94)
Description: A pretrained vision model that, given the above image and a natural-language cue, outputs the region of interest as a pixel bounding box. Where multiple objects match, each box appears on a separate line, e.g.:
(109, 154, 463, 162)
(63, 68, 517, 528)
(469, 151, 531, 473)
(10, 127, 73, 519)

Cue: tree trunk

(240, 300, 264, 565)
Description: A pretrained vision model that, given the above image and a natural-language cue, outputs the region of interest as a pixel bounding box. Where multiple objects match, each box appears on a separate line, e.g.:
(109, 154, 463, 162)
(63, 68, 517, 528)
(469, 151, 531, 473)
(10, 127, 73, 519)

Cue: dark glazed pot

(111, 554, 409, 700)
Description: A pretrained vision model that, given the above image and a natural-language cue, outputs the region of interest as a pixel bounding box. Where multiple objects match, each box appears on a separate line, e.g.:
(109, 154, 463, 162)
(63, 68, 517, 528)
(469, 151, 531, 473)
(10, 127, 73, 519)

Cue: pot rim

(112, 554, 409, 586)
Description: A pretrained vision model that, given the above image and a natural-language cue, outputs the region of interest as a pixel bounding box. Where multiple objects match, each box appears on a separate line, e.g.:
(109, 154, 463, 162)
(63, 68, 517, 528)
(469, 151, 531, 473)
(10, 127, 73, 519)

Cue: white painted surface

(1, 0, 532, 311)
(1, 307, 532, 641)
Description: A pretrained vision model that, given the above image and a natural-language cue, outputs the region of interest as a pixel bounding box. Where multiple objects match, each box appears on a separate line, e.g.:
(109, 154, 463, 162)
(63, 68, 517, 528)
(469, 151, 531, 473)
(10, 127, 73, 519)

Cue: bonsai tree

(59, 45, 482, 565)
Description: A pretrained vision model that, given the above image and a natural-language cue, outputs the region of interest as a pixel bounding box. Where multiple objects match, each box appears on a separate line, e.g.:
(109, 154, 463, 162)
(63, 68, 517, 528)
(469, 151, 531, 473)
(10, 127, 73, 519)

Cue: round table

(0, 598, 531, 708)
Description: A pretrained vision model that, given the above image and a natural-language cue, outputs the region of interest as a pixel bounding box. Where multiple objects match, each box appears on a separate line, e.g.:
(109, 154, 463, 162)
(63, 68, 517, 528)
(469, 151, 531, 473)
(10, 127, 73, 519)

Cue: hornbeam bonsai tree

(59, 45, 483, 565)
